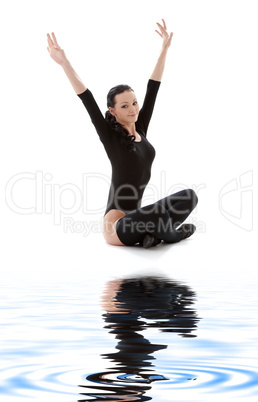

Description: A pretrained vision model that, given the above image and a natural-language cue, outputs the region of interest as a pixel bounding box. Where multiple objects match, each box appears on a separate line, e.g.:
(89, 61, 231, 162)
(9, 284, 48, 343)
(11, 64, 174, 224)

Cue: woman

(47, 19, 198, 248)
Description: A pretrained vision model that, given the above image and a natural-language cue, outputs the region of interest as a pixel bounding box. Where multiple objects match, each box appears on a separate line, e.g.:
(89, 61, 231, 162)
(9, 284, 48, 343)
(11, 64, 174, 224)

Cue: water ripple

(79, 362, 258, 400)
(0, 363, 87, 400)
(1, 277, 258, 401)
(160, 361, 258, 390)
(78, 275, 258, 400)
(1, 359, 257, 400)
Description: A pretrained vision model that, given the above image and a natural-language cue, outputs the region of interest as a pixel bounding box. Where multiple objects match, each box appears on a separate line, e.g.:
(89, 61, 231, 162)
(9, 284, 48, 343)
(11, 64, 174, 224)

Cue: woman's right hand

(47, 32, 68, 65)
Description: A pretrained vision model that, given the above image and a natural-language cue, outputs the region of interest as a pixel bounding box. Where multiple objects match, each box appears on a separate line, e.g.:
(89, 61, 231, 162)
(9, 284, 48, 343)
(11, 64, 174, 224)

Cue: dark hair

(105, 84, 136, 151)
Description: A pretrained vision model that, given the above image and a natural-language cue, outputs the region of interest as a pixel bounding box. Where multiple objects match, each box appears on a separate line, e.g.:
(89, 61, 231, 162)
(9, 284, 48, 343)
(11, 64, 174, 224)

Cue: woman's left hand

(155, 19, 173, 52)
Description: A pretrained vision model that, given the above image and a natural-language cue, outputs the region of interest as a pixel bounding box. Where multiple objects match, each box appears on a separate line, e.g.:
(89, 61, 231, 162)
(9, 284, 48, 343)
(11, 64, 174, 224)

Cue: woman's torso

(104, 131, 156, 215)
(77, 79, 161, 216)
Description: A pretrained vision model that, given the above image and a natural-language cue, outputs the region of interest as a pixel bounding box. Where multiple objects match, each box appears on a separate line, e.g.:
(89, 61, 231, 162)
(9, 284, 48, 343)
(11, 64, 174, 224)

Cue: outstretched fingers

(155, 19, 173, 46)
(51, 32, 60, 48)
(162, 18, 167, 30)
(47, 33, 54, 48)
(155, 28, 163, 38)
(47, 32, 60, 50)
(168, 31, 173, 45)
(157, 19, 167, 31)
(155, 20, 170, 39)
(46, 33, 52, 53)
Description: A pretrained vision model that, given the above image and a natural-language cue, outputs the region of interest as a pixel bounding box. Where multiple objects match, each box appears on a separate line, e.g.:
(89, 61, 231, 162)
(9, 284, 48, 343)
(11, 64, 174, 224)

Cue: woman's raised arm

(47, 32, 87, 95)
(150, 19, 173, 82)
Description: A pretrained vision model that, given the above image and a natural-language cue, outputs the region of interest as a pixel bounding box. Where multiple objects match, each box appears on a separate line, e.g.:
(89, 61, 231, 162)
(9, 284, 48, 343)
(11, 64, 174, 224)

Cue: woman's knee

(174, 188, 198, 210)
(187, 188, 198, 208)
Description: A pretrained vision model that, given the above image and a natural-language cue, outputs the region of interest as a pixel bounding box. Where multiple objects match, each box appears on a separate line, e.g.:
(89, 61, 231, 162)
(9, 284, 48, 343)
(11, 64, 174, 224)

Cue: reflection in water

(79, 275, 200, 401)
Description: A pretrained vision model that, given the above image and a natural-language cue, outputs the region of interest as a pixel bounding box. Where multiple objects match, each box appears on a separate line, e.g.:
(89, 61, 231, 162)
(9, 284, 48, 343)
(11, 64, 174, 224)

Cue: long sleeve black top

(77, 79, 161, 215)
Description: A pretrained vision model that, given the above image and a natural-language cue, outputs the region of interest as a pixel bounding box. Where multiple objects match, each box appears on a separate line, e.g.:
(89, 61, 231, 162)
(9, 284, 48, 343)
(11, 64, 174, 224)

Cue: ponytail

(105, 110, 135, 152)
(105, 84, 136, 152)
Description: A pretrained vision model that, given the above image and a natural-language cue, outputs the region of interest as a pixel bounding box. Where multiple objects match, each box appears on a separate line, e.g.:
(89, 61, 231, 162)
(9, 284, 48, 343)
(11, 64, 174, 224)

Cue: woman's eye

(121, 102, 137, 109)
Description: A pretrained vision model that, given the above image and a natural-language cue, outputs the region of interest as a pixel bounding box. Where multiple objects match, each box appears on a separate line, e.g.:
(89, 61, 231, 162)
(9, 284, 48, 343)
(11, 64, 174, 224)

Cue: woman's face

(109, 90, 139, 127)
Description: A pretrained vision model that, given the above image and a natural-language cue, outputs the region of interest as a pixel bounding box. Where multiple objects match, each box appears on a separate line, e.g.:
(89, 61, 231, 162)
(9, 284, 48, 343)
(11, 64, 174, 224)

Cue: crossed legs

(116, 189, 198, 246)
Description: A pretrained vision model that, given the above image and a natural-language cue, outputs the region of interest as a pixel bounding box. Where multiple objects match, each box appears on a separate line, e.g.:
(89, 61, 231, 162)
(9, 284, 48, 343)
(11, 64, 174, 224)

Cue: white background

(1, 0, 257, 284)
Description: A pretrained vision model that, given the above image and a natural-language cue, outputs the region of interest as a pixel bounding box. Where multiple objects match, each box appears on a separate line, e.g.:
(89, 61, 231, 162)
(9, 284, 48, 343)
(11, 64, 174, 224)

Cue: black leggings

(116, 189, 198, 246)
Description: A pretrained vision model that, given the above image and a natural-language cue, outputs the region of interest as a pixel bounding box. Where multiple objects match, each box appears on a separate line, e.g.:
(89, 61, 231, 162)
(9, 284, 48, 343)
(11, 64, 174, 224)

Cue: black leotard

(77, 79, 161, 215)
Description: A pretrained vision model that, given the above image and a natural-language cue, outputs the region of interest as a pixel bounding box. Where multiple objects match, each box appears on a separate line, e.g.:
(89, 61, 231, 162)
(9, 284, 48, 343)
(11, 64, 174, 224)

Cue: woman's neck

(122, 123, 136, 136)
